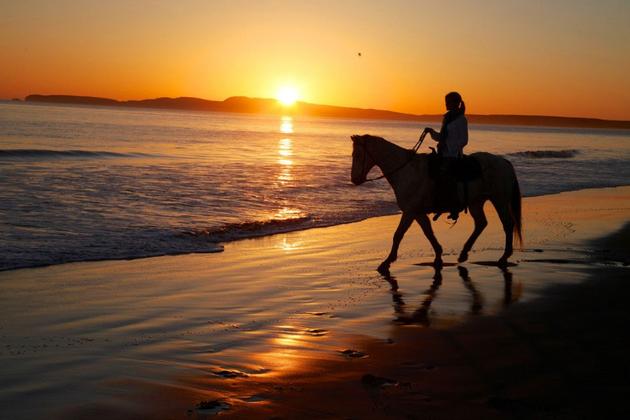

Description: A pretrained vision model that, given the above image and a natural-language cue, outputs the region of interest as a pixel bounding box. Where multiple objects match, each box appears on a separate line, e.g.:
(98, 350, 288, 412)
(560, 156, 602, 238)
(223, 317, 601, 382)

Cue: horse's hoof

(497, 258, 508, 268)
(458, 253, 468, 263)
(377, 263, 390, 275)
(433, 259, 443, 269)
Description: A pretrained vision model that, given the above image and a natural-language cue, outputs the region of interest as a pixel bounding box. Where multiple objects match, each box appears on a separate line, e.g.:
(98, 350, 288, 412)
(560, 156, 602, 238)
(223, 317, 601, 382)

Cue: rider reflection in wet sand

(424, 92, 468, 221)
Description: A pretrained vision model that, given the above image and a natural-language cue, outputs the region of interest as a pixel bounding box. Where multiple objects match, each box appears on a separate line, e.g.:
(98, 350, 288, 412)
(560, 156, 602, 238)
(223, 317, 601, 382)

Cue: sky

(1, 0, 629, 119)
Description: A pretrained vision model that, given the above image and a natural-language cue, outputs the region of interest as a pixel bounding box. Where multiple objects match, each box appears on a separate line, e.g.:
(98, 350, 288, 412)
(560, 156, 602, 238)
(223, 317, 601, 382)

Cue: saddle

(427, 152, 482, 182)
(453, 155, 482, 182)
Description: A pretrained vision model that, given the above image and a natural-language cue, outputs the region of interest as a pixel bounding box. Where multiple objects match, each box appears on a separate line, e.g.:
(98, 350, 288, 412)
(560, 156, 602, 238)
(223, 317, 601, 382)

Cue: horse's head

(351, 134, 376, 185)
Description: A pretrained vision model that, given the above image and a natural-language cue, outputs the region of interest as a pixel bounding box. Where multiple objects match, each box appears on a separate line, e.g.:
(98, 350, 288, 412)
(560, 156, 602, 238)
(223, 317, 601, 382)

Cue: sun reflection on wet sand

(274, 332, 300, 348)
(240, 330, 308, 375)
(278, 236, 303, 251)
(252, 325, 340, 376)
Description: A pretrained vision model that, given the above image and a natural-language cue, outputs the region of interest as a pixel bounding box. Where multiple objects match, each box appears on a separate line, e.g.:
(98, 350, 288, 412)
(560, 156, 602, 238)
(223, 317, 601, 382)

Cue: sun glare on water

(276, 86, 299, 106)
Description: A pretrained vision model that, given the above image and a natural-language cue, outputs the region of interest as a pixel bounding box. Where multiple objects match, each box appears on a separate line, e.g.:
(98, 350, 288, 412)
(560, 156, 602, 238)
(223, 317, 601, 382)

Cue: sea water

(1, 101, 629, 270)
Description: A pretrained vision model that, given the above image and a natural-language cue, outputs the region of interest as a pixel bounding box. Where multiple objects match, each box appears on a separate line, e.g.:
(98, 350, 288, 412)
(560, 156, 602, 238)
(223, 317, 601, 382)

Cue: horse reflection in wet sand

(384, 266, 519, 327)
(351, 135, 522, 273)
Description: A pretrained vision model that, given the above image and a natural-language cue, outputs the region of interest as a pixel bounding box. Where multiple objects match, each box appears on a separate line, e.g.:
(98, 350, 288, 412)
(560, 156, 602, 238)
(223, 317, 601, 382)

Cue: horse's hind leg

(492, 201, 514, 266)
(416, 214, 443, 267)
(458, 201, 487, 263)
(378, 212, 414, 274)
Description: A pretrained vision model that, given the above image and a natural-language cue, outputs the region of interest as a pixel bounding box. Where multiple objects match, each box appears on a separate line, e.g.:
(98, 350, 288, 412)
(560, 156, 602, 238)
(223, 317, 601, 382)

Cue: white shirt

(430, 115, 468, 158)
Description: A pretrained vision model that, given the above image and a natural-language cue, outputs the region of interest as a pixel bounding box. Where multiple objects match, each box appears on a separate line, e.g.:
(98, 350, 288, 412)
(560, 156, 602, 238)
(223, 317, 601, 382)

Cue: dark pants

(435, 157, 461, 213)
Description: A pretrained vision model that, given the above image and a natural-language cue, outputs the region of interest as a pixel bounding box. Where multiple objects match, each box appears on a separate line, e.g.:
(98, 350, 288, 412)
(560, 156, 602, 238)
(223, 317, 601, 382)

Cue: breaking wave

(0, 149, 155, 160)
(184, 216, 315, 242)
(506, 149, 580, 159)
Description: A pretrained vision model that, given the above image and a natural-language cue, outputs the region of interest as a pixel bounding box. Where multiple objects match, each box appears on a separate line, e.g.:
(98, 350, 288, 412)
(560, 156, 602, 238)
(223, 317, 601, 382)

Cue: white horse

(350, 134, 522, 272)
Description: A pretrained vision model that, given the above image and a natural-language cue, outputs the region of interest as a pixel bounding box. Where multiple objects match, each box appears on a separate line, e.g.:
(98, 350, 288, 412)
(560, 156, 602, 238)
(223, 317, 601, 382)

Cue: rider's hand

(424, 127, 433, 134)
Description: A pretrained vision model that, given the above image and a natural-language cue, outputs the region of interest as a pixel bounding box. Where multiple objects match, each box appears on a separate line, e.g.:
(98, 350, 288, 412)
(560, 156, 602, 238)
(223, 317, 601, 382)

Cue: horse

(350, 134, 522, 272)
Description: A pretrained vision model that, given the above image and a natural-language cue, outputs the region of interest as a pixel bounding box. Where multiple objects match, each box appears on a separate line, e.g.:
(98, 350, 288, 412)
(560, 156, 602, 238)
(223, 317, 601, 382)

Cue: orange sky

(1, 0, 629, 120)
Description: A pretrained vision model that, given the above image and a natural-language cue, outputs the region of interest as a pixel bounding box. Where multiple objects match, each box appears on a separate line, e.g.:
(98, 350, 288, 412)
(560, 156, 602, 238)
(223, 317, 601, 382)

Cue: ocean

(1, 101, 629, 271)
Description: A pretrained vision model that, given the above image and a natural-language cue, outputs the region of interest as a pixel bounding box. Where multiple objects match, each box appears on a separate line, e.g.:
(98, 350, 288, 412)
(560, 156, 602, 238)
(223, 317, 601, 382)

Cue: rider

(423, 91, 468, 221)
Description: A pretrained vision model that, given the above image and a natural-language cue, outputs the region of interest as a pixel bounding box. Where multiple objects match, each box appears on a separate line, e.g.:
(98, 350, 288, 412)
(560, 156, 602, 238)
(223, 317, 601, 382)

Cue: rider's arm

(424, 127, 441, 141)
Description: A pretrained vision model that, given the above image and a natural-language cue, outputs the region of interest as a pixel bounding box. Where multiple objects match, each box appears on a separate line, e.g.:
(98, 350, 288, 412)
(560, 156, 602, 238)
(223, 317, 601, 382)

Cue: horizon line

(6, 93, 630, 125)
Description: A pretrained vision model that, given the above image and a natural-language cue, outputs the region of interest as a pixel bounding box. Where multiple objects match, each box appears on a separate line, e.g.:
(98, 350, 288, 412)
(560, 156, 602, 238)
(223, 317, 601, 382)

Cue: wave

(506, 149, 580, 159)
(184, 216, 315, 242)
(0, 228, 225, 272)
(0, 149, 155, 160)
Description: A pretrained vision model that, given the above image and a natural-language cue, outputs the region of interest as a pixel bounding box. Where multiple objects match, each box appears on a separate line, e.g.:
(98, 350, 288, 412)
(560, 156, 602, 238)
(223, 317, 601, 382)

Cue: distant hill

(24, 94, 630, 129)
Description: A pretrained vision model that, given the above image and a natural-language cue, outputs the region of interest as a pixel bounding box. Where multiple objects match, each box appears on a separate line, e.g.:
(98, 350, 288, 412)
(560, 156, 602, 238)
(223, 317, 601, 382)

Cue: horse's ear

(351, 134, 362, 143)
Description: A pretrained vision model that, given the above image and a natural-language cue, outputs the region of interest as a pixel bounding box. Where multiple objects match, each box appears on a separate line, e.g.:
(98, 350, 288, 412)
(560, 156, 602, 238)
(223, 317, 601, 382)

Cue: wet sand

(1, 187, 629, 419)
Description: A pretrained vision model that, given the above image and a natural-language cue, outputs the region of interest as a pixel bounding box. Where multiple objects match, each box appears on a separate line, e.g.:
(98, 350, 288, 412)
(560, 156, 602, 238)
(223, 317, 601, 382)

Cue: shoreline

(0, 186, 629, 419)
(2, 185, 629, 274)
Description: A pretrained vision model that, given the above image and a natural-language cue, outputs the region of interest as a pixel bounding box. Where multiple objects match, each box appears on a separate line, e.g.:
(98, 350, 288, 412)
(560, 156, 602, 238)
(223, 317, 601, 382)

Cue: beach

(3, 0, 630, 418)
(1, 186, 629, 419)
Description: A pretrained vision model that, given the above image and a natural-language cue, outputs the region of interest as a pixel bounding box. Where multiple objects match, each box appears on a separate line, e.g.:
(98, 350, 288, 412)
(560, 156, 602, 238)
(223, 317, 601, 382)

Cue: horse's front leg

(378, 212, 414, 274)
(416, 214, 443, 267)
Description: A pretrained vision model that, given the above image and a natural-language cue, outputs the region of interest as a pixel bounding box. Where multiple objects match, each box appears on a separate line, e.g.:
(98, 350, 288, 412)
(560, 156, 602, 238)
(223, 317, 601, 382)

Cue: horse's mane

(358, 134, 419, 154)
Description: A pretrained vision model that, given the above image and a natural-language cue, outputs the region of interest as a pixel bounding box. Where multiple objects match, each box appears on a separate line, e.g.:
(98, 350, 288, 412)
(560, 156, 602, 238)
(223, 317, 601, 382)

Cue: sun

(276, 86, 299, 106)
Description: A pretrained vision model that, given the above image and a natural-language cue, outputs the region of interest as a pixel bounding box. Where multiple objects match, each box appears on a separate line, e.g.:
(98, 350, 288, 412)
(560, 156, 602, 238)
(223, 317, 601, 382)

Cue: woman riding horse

(350, 132, 522, 271)
(424, 91, 468, 221)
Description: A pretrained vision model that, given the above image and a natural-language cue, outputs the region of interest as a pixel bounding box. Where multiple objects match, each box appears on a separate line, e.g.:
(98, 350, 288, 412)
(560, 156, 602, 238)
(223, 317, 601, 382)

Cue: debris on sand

(305, 311, 330, 316)
(304, 328, 328, 336)
(339, 349, 368, 358)
(240, 395, 267, 403)
(212, 369, 249, 378)
(361, 374, 398, 388)
(195, 400, 231, 415)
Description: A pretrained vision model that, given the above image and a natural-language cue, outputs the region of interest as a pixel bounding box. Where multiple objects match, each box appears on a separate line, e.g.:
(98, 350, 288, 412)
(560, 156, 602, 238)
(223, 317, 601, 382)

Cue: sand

(0, 187, 629, 419)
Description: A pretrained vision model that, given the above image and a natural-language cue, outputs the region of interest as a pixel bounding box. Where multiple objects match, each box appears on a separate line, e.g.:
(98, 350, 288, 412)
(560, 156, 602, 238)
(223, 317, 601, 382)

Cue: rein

(363, 131, 428, 182)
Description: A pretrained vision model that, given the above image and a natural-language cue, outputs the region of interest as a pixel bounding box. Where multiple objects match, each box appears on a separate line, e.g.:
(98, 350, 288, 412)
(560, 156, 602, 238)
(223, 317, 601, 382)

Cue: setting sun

(276, 86, 299, 106)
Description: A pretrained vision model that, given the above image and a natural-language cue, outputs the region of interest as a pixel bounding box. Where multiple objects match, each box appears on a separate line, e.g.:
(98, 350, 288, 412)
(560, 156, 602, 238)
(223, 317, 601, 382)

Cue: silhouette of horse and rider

(351, 92, 522, 272)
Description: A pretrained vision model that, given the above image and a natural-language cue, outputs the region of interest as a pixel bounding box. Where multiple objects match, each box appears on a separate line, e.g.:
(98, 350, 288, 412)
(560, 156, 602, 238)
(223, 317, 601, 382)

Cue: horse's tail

(510, 177, 523, 248)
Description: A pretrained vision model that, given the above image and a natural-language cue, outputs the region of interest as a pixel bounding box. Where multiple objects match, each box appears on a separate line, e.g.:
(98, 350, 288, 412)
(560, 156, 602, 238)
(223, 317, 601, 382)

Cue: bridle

(358, 131, 428, 183)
